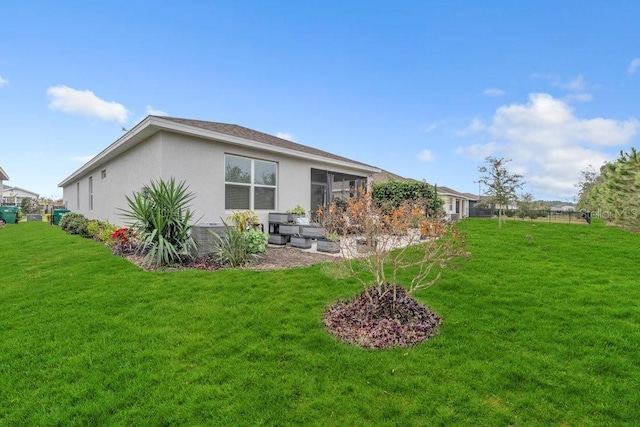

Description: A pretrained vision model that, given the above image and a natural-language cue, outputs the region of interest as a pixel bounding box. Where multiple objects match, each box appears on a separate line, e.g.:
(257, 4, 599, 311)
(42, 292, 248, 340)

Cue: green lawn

(1, 220, 638, 425)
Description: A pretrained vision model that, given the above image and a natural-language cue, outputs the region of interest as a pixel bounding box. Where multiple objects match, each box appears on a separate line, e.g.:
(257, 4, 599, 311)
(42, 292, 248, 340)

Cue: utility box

(191, 223, 226, 256)
(53, 209, 70, 225)
(0, 206, 18, 224)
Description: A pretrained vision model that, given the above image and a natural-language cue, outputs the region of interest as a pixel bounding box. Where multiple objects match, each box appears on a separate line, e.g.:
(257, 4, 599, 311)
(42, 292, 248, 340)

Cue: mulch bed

(124, 245, 338, 271)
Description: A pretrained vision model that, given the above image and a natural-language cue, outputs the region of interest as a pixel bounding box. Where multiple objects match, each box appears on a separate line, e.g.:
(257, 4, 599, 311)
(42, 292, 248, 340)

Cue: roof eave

(148, 117, 379, 173)
(58, 116, 158, 187)
(59, 116, 379, 187)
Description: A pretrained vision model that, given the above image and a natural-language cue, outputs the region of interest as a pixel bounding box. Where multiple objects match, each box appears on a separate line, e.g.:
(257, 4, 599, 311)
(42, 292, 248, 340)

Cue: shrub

(84, 220, 102, 239)
(318, 189, 466, 349)
(228, 210, 261, 232)
(59, 213, 88, 235)
(372, 180, 443, 216)
(286, 205, 306, 215)
(211, 222, 255, 267)
(245, 230, 268, 254)
(319, 189, 466, 294)
(97, 221, 119, 242)
(210, 222, 267, 268)
(20, 197, 40, 214)
(120, 178, 197, 267)
(108, 227, 137, 256)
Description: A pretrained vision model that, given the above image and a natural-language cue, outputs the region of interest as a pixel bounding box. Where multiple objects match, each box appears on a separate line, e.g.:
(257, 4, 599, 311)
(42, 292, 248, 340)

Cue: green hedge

(372, 180, 443, 215)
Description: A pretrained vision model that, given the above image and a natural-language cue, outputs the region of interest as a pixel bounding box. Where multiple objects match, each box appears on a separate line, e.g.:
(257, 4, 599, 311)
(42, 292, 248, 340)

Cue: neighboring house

(461, 192, 480, 214)
(549, 205, 576, 213)
(478, 196, 518, 210)
(0, 166, 8, 203)
(2, 186, 40, 207)
(58, 116, 381, 227)
(437, 186, 478, 219)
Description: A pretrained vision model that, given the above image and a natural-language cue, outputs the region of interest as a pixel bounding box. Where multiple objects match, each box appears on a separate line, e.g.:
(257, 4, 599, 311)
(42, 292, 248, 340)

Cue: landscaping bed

(125, 244, 338, 271)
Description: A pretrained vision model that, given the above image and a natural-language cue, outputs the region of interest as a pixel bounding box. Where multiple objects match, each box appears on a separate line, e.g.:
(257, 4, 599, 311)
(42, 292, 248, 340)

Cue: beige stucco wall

(63, 134, 164, 225)
(158, 132, 370, 226)
(62, 131, 373, 228)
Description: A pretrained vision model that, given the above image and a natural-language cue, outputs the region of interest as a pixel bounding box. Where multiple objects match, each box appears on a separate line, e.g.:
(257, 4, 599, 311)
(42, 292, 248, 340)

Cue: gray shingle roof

(159, 116, 376, 169)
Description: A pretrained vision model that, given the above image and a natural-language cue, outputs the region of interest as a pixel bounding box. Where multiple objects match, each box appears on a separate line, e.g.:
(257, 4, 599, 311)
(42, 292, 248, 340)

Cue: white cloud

(47, 85, 129, 123)
(565, 93, 593, 103)
(628, 58, 640, 75)
(456, 93, 638, 198)
(276, 132, 294, 141)
(423, 122, 438, 133)
(455, 141, 502, 159)
(0, 75, 8, 87)
(417, 149, 434, 162)
(558, 74, 586, 92)
(72, 155, 96, 163)
(456, 117, 486, 136)
(145, 105, 168, 116)
(483, 88, 506, 97)
(534, 73, 592, 103)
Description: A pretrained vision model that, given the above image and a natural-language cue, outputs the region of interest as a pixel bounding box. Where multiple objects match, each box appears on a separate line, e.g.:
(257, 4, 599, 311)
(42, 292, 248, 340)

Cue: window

(225, 155, 277, 210)
(89, 176, 94, 211)
(101, 169, 107, 179)
(76, 182, 80, 210)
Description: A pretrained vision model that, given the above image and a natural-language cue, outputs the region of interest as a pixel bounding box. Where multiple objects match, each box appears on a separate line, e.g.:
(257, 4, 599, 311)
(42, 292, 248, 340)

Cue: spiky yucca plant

(121, 178, 197, 267)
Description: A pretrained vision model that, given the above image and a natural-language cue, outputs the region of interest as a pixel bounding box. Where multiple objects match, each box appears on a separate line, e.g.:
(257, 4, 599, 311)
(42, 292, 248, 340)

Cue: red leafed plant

(109, 228, 137, 255)
(110, 227, 135, 242)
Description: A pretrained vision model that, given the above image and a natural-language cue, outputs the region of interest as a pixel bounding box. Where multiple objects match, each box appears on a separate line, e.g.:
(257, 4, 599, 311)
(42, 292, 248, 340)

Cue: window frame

(224, 154, 277, 211)
(88, 176, 94, 211)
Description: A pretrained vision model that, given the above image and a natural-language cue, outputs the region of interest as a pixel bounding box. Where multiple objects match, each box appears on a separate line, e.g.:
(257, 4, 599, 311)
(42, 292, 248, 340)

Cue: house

(461, 192, 480, 214)
(0, 166, 8, 204)
(2, 186, 40, 207)
(549, 205, 576, 213)
(436, 186, 478, 220)
(58, 116, 380, 227)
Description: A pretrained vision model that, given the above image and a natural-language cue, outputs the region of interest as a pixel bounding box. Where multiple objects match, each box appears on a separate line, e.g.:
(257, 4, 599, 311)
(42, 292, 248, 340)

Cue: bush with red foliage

(109, 227, 137, 256)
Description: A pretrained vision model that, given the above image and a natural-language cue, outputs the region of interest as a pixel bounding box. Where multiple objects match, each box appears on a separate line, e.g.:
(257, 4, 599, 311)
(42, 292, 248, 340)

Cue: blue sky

(1, 1, 639, 201)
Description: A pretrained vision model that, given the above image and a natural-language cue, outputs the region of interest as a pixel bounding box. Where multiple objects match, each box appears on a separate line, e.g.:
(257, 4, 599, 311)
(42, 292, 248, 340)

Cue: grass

(1, 220, 639, 425)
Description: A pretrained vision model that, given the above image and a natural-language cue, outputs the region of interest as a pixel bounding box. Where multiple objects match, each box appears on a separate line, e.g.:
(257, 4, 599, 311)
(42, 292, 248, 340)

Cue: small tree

(21, 197, 40, 214)
(318, 189, 465, 295)
(478, 156, 524, 227)
(318, 189, 466, 348)
(517, 192, 534, 219)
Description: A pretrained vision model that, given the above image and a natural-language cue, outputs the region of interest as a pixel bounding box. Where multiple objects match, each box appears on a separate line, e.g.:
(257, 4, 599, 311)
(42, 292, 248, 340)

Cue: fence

(469, 208, 587, 223)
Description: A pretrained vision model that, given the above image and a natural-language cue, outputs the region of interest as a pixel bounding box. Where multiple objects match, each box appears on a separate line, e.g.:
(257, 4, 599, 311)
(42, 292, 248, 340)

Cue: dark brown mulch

(323, 284, 442, 349)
